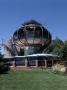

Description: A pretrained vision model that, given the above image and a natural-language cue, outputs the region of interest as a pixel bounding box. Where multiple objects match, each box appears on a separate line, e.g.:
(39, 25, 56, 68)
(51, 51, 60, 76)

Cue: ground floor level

(4, 54, 60, 70)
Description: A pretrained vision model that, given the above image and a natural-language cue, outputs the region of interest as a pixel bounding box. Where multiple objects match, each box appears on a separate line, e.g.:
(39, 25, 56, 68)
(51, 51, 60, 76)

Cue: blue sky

(0, 0, 67, 43)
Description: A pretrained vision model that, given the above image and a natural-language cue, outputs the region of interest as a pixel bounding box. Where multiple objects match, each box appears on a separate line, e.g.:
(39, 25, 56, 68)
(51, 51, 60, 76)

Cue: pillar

(25, 58, 28, 67)
(13, 60, 16, 68)
(45, 59, 47, 68)
(36, 59, 38, 67)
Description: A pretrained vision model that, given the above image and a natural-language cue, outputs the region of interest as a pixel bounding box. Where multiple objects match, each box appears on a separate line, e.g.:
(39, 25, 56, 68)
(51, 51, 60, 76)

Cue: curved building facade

(12, 20, 51, 55)
(4, 20, 52, 57)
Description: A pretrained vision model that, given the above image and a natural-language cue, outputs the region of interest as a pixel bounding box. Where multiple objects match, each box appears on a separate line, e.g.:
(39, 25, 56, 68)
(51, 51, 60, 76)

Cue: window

(27, 57, 36, 66)
(38, 56, 45, 66)
(15, 57, 25, 66)
(25, 28, 34, 38)
(5, 61, 13, 66)
(34, 28, 42, 38)
(18, 30, 25, 39)
(43, 30, 48, 39)
(19, 48, 24, 56)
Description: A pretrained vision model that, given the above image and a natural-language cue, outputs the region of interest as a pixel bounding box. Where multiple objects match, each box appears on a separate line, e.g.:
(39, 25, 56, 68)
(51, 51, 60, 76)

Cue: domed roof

(22, 20, 42, 26)
(13, 20, 52, 49)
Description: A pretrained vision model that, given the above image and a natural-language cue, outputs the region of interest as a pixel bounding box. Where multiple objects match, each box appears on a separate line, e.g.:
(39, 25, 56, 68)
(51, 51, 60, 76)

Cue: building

(4, 53, 60, 69)
(3, 20, 60, 69)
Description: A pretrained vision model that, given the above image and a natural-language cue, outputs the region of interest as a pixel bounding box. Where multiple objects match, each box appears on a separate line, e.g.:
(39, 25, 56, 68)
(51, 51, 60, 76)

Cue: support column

(45, 60, 47, 68)
(25, 58, 28, 67)
(36, 59, 38, 67)
(13, 60, 16, 68)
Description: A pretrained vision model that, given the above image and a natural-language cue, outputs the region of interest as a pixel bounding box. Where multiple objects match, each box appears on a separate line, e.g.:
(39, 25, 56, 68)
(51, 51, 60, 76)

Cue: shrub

(52, 63, 67, 74)
(0, 54, 10, 74)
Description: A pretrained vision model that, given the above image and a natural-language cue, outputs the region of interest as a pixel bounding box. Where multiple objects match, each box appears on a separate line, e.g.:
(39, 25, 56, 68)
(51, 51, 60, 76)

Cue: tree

(0, 53, 9, 74)
(45, 37, 64, 56)
(61, 41, 67, 61)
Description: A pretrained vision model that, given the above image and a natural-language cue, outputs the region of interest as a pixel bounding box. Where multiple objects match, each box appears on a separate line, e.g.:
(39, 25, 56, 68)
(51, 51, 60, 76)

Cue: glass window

(18, 30, 25, 39)
(15, 57, 25, 66)
(34, 28, 42, 38)
(38, 56, 45, 66)
(24, 27, 34, 38)
(25, 30, 34, 38)
(43, 30, 48, 39)
(47, 61, 52, 67)
(38, 56, 45, 60)
(5, 61, 13, 66)
(27, 57, 36, 66)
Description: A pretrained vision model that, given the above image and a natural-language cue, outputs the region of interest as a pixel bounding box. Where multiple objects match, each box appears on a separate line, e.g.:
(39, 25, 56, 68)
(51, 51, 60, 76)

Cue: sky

(0, 0, 67, 44)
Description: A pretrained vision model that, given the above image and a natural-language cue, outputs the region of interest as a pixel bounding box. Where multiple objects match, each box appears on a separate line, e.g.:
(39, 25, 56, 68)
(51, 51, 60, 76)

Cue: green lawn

(0, 69, 67, 90)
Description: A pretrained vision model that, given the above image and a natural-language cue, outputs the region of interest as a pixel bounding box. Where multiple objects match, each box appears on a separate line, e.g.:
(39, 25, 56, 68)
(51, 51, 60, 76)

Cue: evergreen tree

(61, 41, 67, 61)
(45, 37, 64, 56)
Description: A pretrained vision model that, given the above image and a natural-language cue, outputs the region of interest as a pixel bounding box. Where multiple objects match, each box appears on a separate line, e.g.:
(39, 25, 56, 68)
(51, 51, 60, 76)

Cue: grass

(0, 69, 67, 90)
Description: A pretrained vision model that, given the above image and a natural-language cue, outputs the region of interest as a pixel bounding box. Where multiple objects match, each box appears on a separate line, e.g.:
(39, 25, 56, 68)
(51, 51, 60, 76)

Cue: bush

(52, 63, 67, 74)
(0, 63, 9, 74)
(0, 54, 10, 74)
